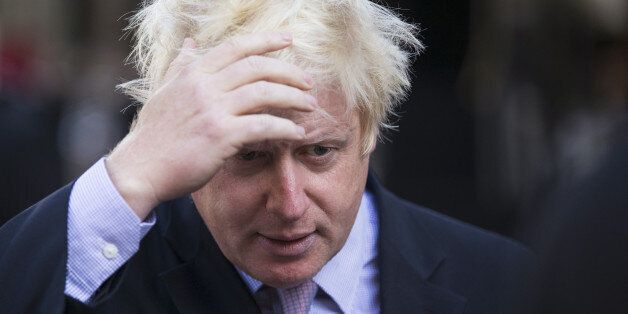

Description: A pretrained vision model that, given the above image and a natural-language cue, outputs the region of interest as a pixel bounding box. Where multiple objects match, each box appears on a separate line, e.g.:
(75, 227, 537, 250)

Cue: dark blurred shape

(522, 120, 628, 313)
(357, 0, 628, 240)
(0, 95, 63, 223)
(466, 0, 627, 242)
(377, 0, 487, 230)
(0, 0, 140, 225)
(0, 38, 63, 223)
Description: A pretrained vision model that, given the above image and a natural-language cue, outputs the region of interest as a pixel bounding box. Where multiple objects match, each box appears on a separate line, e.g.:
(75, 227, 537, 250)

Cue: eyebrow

(302, 134, 349, 146)
(241, 131, 350, 151)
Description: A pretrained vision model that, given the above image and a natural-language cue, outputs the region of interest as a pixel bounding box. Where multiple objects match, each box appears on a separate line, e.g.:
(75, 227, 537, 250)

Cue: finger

(228, 114, 306, 145)
(164, 38, 199, 79)
(227, 81, 317, 115)
(200, 32, 293, 73)
(216, 55, 313, 91)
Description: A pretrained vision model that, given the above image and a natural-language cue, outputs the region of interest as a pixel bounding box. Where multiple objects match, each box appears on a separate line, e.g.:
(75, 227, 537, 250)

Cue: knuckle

(201, 114, 225, 139)
(252, 81, 272, 99)
(245, 55, 264, 72)
(191, 81, 206, 99)
(222, 37, 241, 53)
(190, 79, 216, 103)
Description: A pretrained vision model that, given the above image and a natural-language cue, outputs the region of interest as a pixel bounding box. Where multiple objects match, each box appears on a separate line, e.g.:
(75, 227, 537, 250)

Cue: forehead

(265, 87, 358, 140)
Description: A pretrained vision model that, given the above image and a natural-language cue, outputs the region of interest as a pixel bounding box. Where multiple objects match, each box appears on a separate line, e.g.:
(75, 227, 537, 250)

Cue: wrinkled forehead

(255, 87, 360, 147)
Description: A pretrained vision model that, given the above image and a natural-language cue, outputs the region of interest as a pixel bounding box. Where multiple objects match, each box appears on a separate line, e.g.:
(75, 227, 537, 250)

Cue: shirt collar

(239, 268, 263, 293)
(313, 190, 375, 313)
(238, 191, 377, 314)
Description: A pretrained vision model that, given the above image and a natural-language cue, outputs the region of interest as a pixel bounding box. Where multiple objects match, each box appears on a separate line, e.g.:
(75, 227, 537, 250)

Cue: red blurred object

(0, 38, 35, 90)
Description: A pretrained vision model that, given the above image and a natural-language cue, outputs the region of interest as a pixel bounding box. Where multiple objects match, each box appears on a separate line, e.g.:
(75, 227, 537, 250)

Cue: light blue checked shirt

(65, 158, 380, 313)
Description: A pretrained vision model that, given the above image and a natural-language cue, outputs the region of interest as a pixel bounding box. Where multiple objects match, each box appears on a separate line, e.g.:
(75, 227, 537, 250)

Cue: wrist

(105, 142, 159, 220)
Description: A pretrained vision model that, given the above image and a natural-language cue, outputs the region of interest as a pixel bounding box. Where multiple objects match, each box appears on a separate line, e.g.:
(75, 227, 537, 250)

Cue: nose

(265, 157, 309, 222)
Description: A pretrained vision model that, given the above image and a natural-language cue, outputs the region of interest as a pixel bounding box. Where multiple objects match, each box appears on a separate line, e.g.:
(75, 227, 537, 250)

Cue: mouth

(257, 232, 316, 257)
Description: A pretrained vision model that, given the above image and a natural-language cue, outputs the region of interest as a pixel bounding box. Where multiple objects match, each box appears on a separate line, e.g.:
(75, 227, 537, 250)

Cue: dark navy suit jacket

(0, 173, 533, 313)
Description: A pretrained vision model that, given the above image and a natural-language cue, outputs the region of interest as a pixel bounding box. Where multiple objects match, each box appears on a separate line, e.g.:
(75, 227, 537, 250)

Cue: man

(0, 1, 533, 313)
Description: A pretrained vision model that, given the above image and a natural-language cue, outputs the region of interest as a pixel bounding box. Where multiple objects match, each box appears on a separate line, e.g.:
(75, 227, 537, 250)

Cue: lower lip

(258, 233, 316, 257)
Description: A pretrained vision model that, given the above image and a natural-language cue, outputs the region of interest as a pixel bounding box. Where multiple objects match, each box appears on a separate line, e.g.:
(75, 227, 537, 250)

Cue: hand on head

(106, 32, 316, 219)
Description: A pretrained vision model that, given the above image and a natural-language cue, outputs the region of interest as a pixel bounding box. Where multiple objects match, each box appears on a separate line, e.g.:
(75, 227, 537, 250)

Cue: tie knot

(277, 280, 318, 314)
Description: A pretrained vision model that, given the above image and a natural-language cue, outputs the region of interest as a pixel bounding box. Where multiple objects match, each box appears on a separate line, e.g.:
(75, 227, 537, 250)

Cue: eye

(314, 145, 331, 156)
(303, 145, 335, 158)
(300, 145, 337, 168)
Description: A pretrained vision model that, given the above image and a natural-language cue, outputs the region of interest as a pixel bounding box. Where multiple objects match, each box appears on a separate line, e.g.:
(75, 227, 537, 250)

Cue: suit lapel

(156, 198, 261, 314)
(369, 173, 467, 314)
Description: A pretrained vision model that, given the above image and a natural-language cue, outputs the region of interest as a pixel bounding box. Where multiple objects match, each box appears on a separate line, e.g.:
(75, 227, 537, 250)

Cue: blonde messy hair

(119, 0, 422, 154)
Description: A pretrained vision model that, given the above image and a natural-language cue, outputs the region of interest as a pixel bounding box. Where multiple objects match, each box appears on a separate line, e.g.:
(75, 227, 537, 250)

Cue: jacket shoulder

(407, 198, 529, 255)
(391, 195, 535, 312)
(0, 183, 74, 314)
(395, 195, 534, 269)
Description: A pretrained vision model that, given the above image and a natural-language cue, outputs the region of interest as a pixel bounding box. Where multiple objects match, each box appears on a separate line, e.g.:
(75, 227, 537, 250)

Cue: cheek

(192, 169, 266, 232)
(309, 152, 369, 236)
(322, 150, 368, 198)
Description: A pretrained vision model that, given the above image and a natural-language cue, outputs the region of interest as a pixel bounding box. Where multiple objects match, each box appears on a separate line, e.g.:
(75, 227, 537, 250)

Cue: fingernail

(306, 94, 317, 107)
(304, 73, 314, 87)
(280, 32, 293, 42)
(183, 38, 195, 49)
(296, 126, 306, 136)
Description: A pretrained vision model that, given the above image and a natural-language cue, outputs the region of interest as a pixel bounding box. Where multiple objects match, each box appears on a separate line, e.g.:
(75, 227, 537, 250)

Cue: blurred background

(0, 0, 626, 246)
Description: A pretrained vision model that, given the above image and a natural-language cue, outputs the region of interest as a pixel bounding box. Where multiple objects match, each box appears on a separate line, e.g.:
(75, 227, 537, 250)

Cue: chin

(248, 254, 327, 289)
